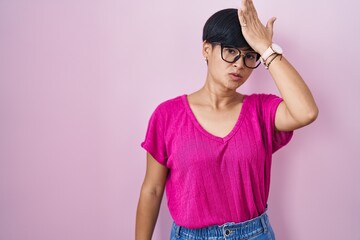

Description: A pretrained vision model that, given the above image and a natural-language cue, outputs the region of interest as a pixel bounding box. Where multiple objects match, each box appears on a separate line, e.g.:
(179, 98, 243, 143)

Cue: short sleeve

(141, 105, 168, 166)
(260, 94, 293, 153)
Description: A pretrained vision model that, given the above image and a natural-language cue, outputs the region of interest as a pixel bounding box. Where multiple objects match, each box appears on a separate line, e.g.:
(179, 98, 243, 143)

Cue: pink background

(1, 0, 359, 239)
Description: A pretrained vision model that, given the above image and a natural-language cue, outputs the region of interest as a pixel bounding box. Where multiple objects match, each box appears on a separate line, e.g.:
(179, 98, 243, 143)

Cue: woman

(136, 0, 318, 239)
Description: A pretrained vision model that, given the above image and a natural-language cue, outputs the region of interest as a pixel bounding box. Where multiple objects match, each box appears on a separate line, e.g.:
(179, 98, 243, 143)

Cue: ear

(202, 40, 212, 59)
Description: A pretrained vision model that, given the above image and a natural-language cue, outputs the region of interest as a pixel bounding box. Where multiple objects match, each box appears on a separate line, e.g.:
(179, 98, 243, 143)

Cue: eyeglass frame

(210, 42, 261, 69)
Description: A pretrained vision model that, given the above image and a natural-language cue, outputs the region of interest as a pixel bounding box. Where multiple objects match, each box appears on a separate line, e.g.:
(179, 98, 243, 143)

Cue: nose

(233, 54, 246, 68)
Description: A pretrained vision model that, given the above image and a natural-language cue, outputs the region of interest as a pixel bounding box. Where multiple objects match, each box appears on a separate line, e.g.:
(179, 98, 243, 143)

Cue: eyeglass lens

(222, 46, 260, 68)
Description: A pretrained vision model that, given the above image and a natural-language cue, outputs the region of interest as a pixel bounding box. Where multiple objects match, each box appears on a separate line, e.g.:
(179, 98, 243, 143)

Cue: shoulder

(246, 93, 281, 101)
(157, 95, 185, 109)
(243, 93, 284, 117)
(245, 93, 282, 107)
(154, 95, 185, 113)
(150, 95, 186, 122)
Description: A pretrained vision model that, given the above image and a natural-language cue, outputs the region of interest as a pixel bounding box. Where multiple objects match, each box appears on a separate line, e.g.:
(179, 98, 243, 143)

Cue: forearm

(135, 187, 164, 240)
(268, 56, 319, 125)
(237, 0, 318, 126)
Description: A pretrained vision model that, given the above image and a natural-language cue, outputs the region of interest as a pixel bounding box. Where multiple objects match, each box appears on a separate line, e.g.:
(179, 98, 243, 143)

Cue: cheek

(209, 56, 228, 72)
(244, 69, 253, 79)
(208, 62, 227, 79)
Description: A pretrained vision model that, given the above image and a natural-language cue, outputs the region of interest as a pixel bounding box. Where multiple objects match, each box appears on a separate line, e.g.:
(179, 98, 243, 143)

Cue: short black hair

(202, 8, 250, 49)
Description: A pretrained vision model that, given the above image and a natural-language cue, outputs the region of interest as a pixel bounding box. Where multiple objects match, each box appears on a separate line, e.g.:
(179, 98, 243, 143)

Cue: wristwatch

(260, 43, 283, 63)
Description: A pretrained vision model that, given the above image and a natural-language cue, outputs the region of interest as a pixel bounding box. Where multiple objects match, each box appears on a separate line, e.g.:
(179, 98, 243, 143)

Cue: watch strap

(261, 45, 275, 62)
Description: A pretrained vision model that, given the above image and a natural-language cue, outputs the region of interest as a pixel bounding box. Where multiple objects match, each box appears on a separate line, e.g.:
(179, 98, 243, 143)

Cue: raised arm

(267, 56, 318, 131)
(238, 0, 318, 131)
(135, 153, 168, 240)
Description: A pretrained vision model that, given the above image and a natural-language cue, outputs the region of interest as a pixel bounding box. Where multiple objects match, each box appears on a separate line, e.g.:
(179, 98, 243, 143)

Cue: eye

(224, 47, 238, 55)
(245, 53, 258, 60)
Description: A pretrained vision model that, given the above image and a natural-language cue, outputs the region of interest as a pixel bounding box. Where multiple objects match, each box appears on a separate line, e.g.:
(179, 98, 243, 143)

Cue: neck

(196, 83, 242, 110)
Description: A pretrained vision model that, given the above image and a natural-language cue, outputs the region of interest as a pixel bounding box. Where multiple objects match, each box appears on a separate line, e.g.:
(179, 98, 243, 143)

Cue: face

(203, 42, 254, 91)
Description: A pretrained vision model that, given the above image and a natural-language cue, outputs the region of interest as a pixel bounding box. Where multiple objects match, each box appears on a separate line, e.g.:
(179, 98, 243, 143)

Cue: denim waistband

(171, 211, 270, 239)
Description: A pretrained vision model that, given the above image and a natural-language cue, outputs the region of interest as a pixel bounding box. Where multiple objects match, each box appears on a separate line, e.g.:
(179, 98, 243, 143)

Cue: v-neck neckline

(181, 94, 248, 143)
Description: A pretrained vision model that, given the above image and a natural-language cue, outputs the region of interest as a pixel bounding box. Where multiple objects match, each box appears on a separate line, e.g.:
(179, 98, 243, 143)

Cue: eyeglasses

(211, 42, 261, 69)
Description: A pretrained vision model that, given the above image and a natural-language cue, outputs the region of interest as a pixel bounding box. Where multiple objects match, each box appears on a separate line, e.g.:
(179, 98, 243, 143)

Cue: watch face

(272, 44, 283, 54)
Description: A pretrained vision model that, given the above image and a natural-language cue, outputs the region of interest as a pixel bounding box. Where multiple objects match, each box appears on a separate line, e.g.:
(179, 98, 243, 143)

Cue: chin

(230, 77, 245, 84)
(225, 80, 244, 90)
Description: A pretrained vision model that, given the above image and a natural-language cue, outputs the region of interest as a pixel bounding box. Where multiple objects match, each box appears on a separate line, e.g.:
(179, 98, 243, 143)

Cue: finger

(240, 0, 250, 15)
(238, 9, 248, 27)
(241, 0, 247, 9)
(247, 0, 258, 19)
(266, 17, 277, 36)
(241, 0, 259, 26)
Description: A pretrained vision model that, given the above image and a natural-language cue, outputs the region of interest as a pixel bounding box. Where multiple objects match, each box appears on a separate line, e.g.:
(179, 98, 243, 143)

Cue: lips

(229, 73, 242, 81)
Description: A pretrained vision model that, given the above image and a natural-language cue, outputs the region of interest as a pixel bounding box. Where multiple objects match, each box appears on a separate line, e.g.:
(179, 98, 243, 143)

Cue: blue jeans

(170, 211, 275, 240)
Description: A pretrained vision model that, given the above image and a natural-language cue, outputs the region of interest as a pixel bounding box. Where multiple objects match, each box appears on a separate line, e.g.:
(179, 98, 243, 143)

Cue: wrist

(264, 53, 282, 69)
(260, 43, 283, 63)
(257, 43, 271, 56)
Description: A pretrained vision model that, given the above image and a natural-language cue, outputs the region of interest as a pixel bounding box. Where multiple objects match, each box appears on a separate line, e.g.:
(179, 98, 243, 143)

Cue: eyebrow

(224, 45, 253, 51)
(239, 47, 254, 51)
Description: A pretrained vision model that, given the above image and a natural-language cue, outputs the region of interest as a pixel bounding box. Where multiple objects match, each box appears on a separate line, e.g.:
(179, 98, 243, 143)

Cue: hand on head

(238, 0, 277, 55)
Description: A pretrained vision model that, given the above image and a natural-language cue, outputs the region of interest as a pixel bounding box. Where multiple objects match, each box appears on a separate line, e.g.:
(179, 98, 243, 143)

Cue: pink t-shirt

(141, 94, 293, 229)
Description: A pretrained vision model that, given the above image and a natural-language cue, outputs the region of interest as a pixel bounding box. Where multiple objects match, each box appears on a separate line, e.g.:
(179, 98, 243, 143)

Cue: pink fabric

(141, 94, 293, 229)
